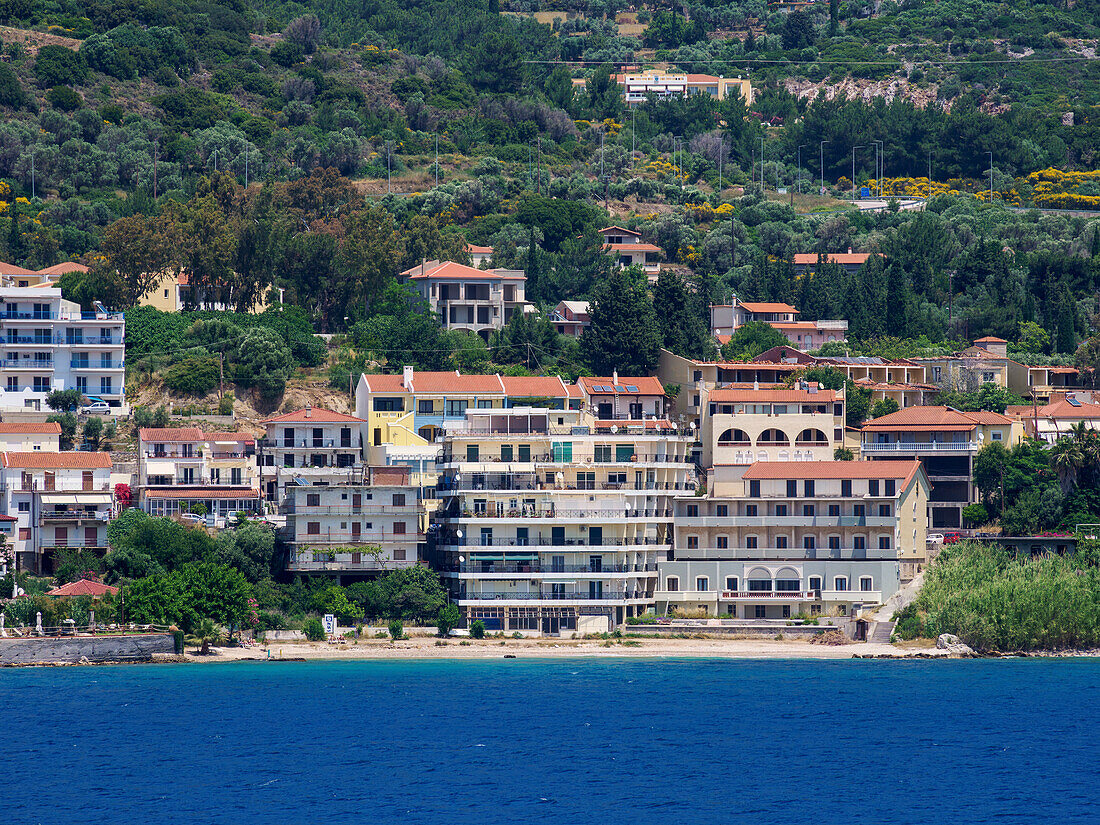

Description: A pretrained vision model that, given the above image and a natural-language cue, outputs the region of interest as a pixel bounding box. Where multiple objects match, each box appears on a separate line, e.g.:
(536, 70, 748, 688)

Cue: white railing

(861, 441, 976, 453)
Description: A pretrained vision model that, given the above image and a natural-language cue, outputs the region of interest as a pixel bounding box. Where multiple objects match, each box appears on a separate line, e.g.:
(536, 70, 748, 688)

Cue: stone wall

(0, 634, 176, 665)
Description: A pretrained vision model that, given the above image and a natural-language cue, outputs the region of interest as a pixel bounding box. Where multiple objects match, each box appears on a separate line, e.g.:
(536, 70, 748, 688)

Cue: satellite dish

(456, 529, 463, 539)
(458, 555, 465, 563)
(611, 425, 618, 433)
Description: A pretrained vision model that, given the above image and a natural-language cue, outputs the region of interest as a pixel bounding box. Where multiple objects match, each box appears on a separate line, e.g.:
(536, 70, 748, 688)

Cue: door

(352, 493, 362, 510)
(82, 472, 93, 492)
(283, 427, 295, 447)
(516, 527, 528, 546)
(54, 526, 67, 546)
(44, 472, 55, 491)
(551, 526, 565, 546)
(589, 581, 603, 599)
(351, 522, 361, 540)
(589, 555, 602, 572)
(597, 402, 612, 419)
(589, 526, 602, 546)
(313, 428, 323, 447)
(85, 527, 98, 547)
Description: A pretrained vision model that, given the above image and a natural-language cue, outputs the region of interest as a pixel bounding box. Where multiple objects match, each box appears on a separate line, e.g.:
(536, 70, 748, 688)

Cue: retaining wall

(0, 634, 176, 665)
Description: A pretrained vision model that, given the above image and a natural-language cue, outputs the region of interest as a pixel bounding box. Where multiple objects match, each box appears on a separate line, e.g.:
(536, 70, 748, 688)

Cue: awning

(38, 492, 112, 505)
(145, 460, 177, 475)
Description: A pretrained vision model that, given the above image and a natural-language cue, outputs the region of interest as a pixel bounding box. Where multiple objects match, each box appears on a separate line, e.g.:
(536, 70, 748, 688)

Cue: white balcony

(861, 441, 976, 454)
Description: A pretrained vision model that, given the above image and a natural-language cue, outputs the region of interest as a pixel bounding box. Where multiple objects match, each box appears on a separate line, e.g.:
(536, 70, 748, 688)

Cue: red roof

(861, 405, 1010, 432)
(144, 488, 261, 499)
(37, 262, 90, 276)
(400, 260, 522, 280)
(499, 376, 571, 398)
(205, 431, 255, 443)
(578, 376, 664, 395)
(466, 243, 493, 254)
(598, 226, 641, 237)
(974, 336, 1007, 343)
(739, 301, 797, 314)
(709, 387, 837, 404)
(742, 460, 922, 486)
(139, 427, 204, 442)
(792, 252, 877, 266)
(604, 242, 662, 253)
(2, 451, 111, 469)
(0, 422, 62, 435)
(47, 579, 120, 597)
(260, 408, 366, 425)
(1036, 399, 1100, 419)
(0, 262, 37, 276)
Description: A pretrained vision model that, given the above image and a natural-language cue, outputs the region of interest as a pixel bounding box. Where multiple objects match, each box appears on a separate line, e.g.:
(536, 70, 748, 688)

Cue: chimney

(403, 365, 414, 390)
(613, 370, 618, 385)
(848, 247, 853, 254)
(305, 404, 312, 418)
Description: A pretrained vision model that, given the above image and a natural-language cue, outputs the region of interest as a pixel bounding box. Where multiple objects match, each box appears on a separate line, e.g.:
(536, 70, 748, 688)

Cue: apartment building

(0, 287, 125, 411)
(137, 427, 260, 519)
(258, 407, 366, 506)
(700, 384, 845, 467)
(0, 451, 113, 574)
(656, 460, 928, 618)
(1011, 395, 1100, 442)
(860, 406, 1018, 529)
(710, 298, 849, 352)
(432, 407, 696, 633)
(576, 375, 666, 420)
(355, 368, 579, 466)
(0, 422, 61, 451)
(597, 226, 662, 278)
(398, 260, 528, 340)
(285, 465, 423, 584)
(916, 336, 1082, 403)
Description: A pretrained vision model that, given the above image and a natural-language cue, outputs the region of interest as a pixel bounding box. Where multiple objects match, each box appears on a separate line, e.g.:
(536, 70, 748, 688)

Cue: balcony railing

(2, 334, 122, 345)
(40, 510, 112, 522)
(145, 450, 204, 459)
(287, 558, 417, 572)
(458, 591, 649, 602)
(438, 537, 666, 548)
(448, 563, 649, 574)
(437, 480, 694, 493)
(441, 452, 692, 465)
(144, 479, 258, 489)
(259, 438, 355, 449)
(719, 590, 818, 600)
(3, 359, 53, 369)
(43, 540, 108, 549)
(21, 483, 112, 493)
(288, 504, 420, 515)
(443, 508, 674, 520)
(294, 532, 424, 545)
(861, 441, 976, 453)
(70, 360, 124, 370)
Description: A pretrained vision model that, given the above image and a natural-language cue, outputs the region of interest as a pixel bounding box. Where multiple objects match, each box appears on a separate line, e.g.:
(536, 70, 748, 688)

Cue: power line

(525, 55, 1100, 67)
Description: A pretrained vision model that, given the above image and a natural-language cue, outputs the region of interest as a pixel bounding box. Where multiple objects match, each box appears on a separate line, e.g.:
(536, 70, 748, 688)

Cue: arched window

(796, 428, 828, 445)
(717, 428, 751, 445)
(757, 428, 790, 445)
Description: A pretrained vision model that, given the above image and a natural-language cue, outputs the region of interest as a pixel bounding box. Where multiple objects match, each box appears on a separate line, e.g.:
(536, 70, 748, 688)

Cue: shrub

(47, 389, 84, 412)
(270, 41, 303, 68)
(34, 45, 88, 88)
(388, 619, 404, 639)
(892, 603, 925, 640)
(165, 356, 220, 396)
(470, 619, 486, 639)
(303, 616, 326, 641)
(218, 394, 234, 415)
(436, 603, 461, 636)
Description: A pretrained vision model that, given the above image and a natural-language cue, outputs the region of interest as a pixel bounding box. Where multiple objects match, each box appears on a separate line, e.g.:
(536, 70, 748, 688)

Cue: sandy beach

(190, 635, 947, 662)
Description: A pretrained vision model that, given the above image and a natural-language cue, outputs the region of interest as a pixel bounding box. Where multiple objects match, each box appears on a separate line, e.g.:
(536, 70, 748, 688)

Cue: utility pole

(245, 147, 249, 189)
(435, 132, 439, 187)
(851, 145, 865, 198)
(928, 151, 932, 203)
(819, 139, 827, 194)
(30, 150, 35, 200)
(631, 107, 636, 158)
(987, 150, 994, 203)
(760, 136, 765, 193)
(153, 140, 158, 199)
(872, 140, 883, 198)
(718, 138, 723, 196)
(797, 144, 807, 194)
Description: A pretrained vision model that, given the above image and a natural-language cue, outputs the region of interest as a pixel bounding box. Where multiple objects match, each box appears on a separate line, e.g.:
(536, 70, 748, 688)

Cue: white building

(259, 407, 367, 507)
(0, 287, 126, 411)
(137, 427, 261, 519)
(285, 465, 424, 583)
(432, 407, 696, 633)
(597, 226, 662, 279)
(398, 260, 529, 341)
(0, 451, 114, 574)
(0, 422, 62, 452)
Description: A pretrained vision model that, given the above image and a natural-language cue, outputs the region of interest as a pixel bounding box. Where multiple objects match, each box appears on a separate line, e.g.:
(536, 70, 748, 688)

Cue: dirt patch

(0, 25, 82, 55)
(784, 75, 942, 109)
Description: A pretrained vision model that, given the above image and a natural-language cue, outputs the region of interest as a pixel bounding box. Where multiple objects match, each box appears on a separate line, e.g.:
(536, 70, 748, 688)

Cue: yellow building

(140, 272, 273, 313)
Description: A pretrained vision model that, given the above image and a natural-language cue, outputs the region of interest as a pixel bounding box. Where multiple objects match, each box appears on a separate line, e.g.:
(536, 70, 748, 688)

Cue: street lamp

(872, 139, 883, 198)
(851, 145, 865, 198)
(987, 151, 994, 203)
(797, 144, 808, 194)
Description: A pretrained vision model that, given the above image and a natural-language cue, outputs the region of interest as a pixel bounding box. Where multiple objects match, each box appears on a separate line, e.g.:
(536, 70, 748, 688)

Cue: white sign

(322, 614, 336, 635)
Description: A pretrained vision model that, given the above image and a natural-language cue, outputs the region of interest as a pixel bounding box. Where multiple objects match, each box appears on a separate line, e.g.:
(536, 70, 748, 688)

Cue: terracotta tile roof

(47, 579, 119, 597)
(715, 361, 803, 371)
(144, 488, 261, 499)
(598, 226, 641, 236)
(205, 431, 255, 442)
(260, 408, 367, 424)
(466, 243, 493, 254)
(685, 73, 722, 83)
(0, 262, 38, 276)
(742, 460, 922, 485)
(861, 405, 1010, 431)
(500, 376, 570, 398)
(739, 301, 798, 314)
(792, 252, 877, 266)
(37, 262, 89, 276)
(139, 427, 204, 442)
(974, 336, 1007, 343)
(401, 260, 522, 280)
(1036, 399, 1100, 419)
(1048, 366, 1080, 374)
(0, 423, 62, 435)
(578, 376, 665, 395)
(2, 451, 112, 469)
(362, 371, 507, 394)
(604, 242, 662, 252)
(770, 322, 818, 331)
(709, 387, 838, 403)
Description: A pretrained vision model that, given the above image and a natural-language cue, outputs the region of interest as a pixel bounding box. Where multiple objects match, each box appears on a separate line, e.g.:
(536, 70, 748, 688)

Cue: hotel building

(258, 407, 367, 506)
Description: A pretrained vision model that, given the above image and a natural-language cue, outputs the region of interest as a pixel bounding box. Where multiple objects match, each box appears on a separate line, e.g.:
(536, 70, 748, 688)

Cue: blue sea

(3, 657, 1099, 824)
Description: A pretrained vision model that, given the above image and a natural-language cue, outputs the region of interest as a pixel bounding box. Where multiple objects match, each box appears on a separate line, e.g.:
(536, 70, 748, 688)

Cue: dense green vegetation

(895, 539, 1100, 652)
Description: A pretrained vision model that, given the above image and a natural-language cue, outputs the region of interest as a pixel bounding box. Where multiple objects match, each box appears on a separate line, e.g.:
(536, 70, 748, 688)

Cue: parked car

(944, 532, 962, 545)
(926, 533, 945, 544)
(179, 513, 205, 525)
(80, 401, 110, 415)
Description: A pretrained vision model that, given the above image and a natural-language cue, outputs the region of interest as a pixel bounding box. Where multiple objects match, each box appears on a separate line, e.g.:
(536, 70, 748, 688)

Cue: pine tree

(1056, 291, 1076, 354)
(582, 268, 661, 375)
(652, 269, 716, 361)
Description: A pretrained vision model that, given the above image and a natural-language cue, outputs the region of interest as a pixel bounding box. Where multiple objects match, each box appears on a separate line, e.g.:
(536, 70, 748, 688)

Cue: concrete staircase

(870, 621, 895, 644)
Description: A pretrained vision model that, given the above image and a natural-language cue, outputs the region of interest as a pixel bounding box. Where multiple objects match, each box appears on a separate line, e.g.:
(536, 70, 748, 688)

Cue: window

(393, 522, 406, 535)
(860, 576, 874, 592)
(868, 479, 879, 496)
(854, 536, 865, 550)
(686, 536, 699, 549)
(5, 377, 16, 392)
(33, 377, 50, 393)
(810, 604, 822, 615)
(716, 535, 728, 549)
(725, 577, 738, 591)
(551, 442, 573, 462)
(982, 372, 995, 383)
(776, 579, 800, 592)
(834, 577, 848, 592)
(854, 504, 865, 518)
(716, 504, 728, 517)
(696, 577, 709, 592)
(373, 397, 403, 412)
(18, 501, 30, 513)
(394, 549, 406, 560)
(754, 605, 767, 619)
(775, 536, 788, 549)
(666, 577, 679, 592)
(879, 535, 892, 549)
(878, 504, 892, 517)
(748, 579, 772, 592)
(803, 536, 815, 550)
(775, 504, 788, 517)
(804, 480, 814, 496)
(417, 400, 434, 414)
(802, 504, 815, 517)
(746, 536, 757, 549)
(828, 504, 840, 517)
(745, 504, 758, 516)
(809, 576, 821, 591)
(99, 378, 112, 395)
(992, 431, 1003, 441)
(466, 445, 480, 462)
(841, 479, 852, 497)
(500, 445, 513, 462)
(749, 480, 760, 498)
(885, 479, 896, 496)
(306, 493, 320, 507)
(786, 480, 797, 497)
(393, 493, 406, 506)
(307, 522, 320, 535)
(594, 445, 612, 462)
(782, 605, 791, 619)
(828, 536, 840, 550)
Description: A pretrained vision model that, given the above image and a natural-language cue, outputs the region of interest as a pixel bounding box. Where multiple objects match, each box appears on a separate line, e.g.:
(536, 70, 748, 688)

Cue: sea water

(2, 657, 1098, 824)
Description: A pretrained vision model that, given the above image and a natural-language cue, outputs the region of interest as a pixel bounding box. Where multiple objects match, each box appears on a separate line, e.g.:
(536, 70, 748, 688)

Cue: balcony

(437, 480, 694, 493)
(22, 482, 112, 493)
(294, 532, 424, 545)
(440, 452, 692, 466)
(715, 515, 896, 528)
(67, 336, 122, 346)
(70, 360, 124, 370)
(144, 479, 258, 489)
(438, 537, 666, 548)
(43, 540, 108, 549)
(260, 438, 354, 450)
(457, 591, 650, 603)
(719, 590, 818, 600)
(3, 359, 54, 370)
(144, 450, 204, 459)
(40, 510, 112, 523)
(861, 441, 976, 454)
(288, 504, 420, 515)
(287, 557, 417, 572)
(449, 563, 650, 574)
(442, 507, 674, 521)
(2, 311, 57, 320)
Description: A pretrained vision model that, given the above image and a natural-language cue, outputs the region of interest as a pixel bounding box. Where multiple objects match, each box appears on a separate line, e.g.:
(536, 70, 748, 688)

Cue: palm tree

(1050, 438, 1085, 494)
(186, 618, 226, 655)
